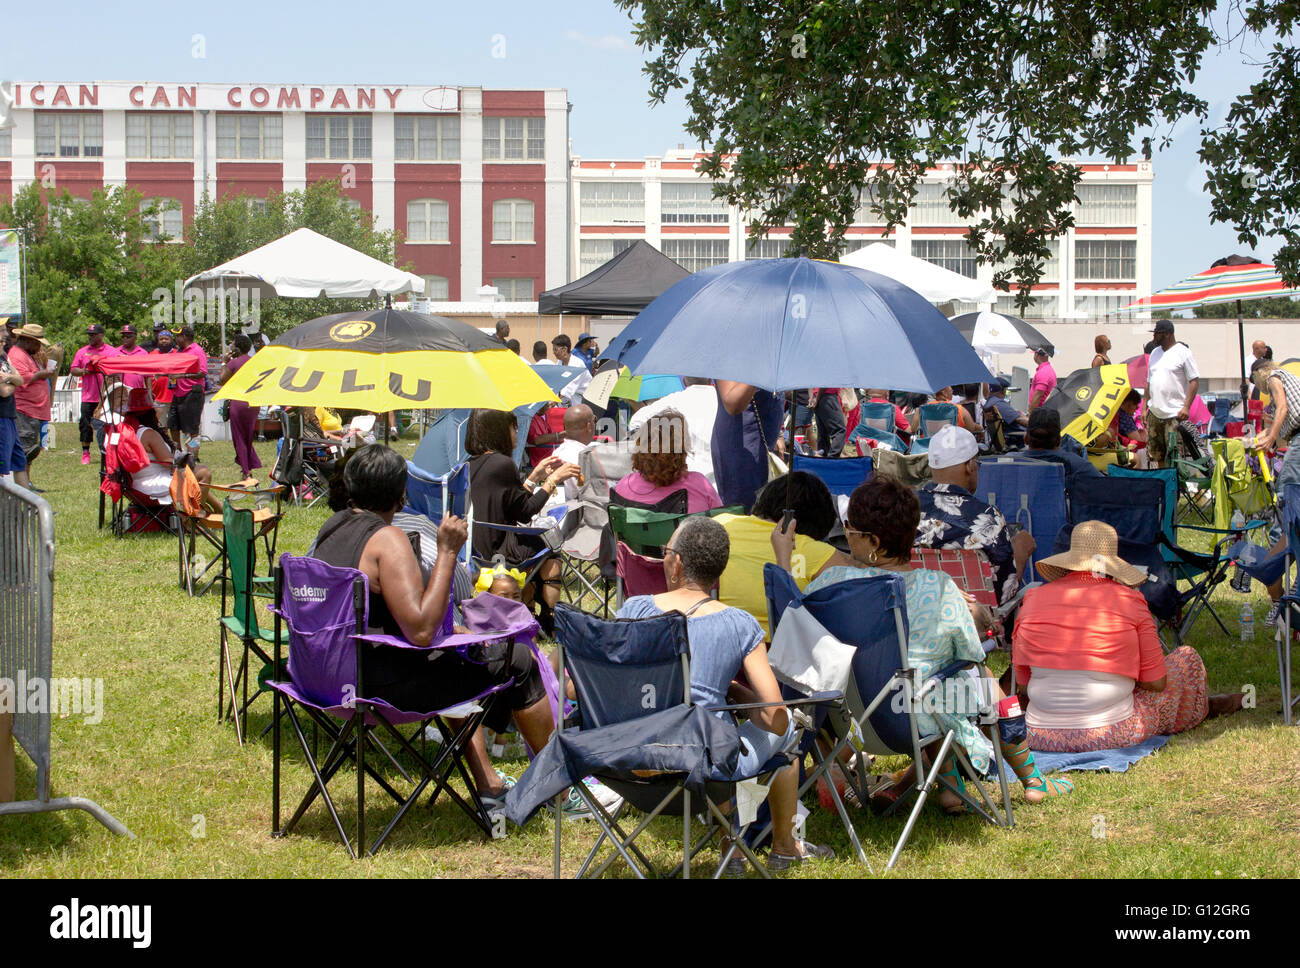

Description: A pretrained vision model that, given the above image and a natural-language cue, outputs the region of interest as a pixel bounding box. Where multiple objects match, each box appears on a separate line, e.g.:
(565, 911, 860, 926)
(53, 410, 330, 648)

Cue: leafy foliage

(1, 179, 405, 362)
(1191, 296, 1300, 318)
(616, 0, 1299, 302)
(0, 184, 185, 352)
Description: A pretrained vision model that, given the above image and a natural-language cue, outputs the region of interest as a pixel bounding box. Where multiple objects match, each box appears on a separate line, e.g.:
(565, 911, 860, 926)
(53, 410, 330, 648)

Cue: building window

(395, 115, 460, 161)
(405, 199, 449, 242)
(745, 237, 790, 259)
(579, 182, 644, 224)
(661, 182, 729, 224)
(306, 114, 371, 160)
(249, 198, 268, 216)
(395, 116, 448, 161)
(909, 183, 964, 226)
(216, 114, 283, 159)
(838, 237, 893, 256)
(492, 199, 534, 242)
(1074, 294, 1130, 318)
(912, 238, 978, 278)
(994, 240, 1060, 283)
(995, 294, 1058, 318)
(482, 117, 544, 160)
(421, 275, 450, 300)
(579, 239, 635, 274)
(0, 127, 10, 156)
(1075, 240, 1136, 281)
(492, 278, 535, 301)
(126, 113, 193, 159)
(48, 196, 89, 231)
(141, 197, 183, 241)
(661, 239, 729, 273)
(34, 112, 103, 158)
(1076, 184, 1137, 225)
(853, 187, 887, 224)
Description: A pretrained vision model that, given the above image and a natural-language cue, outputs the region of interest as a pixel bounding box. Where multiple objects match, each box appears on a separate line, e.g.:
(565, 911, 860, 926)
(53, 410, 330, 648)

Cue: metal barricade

(0, 479, 132, 836)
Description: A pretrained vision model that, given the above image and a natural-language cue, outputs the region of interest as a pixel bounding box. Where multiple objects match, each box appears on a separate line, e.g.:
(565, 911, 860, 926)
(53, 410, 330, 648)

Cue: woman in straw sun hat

(1013, 521, 1244, 753)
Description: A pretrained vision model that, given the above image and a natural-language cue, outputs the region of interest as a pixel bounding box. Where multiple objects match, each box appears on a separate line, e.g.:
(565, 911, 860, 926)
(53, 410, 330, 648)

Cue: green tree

(0, 184, 184, 356)
(616, 0, 1299, 303)
(173, 179, 404, 348)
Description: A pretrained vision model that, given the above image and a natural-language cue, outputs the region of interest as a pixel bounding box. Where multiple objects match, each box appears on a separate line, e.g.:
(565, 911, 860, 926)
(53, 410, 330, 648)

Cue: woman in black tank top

(311, 445, 554, 803)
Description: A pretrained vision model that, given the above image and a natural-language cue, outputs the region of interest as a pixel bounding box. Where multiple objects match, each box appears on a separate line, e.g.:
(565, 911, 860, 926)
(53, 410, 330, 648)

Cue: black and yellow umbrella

(1042, 364, 1134, 446)
(215, 308, 556, 411)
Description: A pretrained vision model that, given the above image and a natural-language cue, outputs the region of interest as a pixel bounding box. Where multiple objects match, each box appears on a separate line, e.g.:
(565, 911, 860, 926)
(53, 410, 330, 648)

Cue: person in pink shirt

(169, 325, 209, 458)
(112, 324, 161, 432)
(8, 323, 57, 490)
(69, 323, 119, 464)
(614, 409, 723, 512)
(1027, 345, 1057, 411)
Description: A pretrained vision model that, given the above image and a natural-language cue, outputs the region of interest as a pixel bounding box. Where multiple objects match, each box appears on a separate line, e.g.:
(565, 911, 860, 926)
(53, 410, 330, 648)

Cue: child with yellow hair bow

(474, 564, 527, 602)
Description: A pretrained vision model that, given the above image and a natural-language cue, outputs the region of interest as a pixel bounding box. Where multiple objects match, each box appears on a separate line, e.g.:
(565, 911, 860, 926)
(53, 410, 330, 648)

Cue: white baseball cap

(927, 425, 979, 470)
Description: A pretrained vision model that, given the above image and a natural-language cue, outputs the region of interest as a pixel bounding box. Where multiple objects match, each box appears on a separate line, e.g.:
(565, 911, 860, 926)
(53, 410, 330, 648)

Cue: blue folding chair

(404, 460, 469, 523)
(849, 424, 908, 454)
(857, 400, 897, 435)
(976, 457, 1067, 585)
(1275, 484, 1300, 725)
(791, 453, 873, 498)
(410, 409, 471, 478)
(764, 565, 1012, 870)
(908, 435, 931, 455)
(915, 402, 959, 438)
(1209, 396, 1235, 437)
(543, 605, 840, 878)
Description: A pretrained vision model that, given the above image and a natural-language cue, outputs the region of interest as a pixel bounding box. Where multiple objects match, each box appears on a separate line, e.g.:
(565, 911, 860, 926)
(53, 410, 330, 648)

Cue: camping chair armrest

(1280, 592, 1300, 606)
(917, 660, 978, 700)
(354, 632, 469, 652)
(1180, 519, 1269, 536)
(706, 692, 845, 714)
(207, 482, 287, 498)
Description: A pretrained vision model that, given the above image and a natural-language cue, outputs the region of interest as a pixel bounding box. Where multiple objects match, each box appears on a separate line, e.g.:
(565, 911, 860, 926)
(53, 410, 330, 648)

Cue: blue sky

(1, 0, 1282, 289)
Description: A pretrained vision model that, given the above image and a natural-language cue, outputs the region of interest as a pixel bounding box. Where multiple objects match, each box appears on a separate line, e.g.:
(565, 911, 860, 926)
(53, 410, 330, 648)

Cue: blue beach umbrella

(608, 258, 994, 393)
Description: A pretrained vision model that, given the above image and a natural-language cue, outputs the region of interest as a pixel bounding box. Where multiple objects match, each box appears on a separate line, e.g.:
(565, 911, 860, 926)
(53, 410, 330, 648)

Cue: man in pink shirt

(169, 325, 209, 457)
(8, 323, 57, 490)
(113, 324, 160, 431)
(1027, 345, 1057, 411)
(69, 323, 118, 464)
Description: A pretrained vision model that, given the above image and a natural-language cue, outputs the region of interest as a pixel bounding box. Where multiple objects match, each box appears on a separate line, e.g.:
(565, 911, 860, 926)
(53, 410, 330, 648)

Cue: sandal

(767, 840, 834, 873)
(936, 763, 971, 816)
(1019, 763, 1074, 803)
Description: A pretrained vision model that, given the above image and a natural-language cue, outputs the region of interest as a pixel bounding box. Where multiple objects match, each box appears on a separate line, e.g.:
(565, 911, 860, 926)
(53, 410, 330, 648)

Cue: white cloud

(564, 29, 633, 51)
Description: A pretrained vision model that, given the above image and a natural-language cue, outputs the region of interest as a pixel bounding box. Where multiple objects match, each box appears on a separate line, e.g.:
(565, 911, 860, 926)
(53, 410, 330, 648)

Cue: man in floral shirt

(914, 425, 1036, 605)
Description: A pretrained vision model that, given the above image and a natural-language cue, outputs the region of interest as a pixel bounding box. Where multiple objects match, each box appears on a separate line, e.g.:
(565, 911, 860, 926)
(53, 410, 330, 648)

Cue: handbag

(752, 398, 787, 482)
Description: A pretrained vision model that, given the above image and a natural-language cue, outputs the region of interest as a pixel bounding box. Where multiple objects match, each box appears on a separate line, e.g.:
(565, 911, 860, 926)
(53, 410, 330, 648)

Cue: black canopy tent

(538, 240, 689, 316)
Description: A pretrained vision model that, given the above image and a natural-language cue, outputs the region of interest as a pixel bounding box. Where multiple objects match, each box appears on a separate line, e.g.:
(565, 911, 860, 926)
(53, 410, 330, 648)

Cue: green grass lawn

(4, 424, 1299, 878)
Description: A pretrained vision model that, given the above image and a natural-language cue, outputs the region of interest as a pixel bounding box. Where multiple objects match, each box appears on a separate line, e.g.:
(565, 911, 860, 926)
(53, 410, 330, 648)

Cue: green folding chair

(608, 504, 742, 557)
(218, 499, 284, 745)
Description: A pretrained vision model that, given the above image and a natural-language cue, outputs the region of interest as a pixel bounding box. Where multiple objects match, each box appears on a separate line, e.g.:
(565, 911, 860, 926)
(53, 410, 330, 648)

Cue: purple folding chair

(267, 553, 535, 858)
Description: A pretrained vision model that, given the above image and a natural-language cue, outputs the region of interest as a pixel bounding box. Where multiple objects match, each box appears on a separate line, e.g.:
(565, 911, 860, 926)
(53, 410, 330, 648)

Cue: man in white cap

(914, 425, 1036, 605)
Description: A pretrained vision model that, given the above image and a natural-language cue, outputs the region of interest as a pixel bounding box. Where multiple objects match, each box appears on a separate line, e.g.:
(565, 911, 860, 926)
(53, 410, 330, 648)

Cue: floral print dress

(806, 564, 995, 774)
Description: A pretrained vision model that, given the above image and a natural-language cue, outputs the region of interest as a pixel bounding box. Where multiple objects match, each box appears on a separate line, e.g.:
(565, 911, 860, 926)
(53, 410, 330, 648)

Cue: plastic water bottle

(1230, 510, 1251, 592)
(1239, 603, 1255, 643)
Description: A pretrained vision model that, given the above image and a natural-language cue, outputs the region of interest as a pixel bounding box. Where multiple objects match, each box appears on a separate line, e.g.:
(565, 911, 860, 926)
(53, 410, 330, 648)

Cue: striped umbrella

(1115, 255, 1300, 396)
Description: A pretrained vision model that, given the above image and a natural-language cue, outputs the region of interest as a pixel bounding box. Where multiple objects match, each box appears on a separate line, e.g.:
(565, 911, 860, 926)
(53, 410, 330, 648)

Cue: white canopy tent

(839, 242, 996, 304)
(184, 227, 425, 301)
(184, 227, 425, 352)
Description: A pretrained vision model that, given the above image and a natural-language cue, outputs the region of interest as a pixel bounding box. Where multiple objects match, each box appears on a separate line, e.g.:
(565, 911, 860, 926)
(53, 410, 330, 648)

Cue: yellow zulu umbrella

(215, 308, 557, 411)
(1042, 364, 1134, 446)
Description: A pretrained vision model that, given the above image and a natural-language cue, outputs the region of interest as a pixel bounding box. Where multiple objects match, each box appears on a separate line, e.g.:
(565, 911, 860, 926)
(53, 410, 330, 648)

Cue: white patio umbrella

(838, 242, 996, 304)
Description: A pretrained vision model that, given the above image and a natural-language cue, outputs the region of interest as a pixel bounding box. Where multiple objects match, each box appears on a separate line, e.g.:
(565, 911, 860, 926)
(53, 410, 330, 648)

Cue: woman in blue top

(617, 515, 834, 874)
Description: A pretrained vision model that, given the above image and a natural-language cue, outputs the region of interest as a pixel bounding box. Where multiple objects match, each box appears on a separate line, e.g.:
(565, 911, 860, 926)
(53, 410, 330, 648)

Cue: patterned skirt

(1027, 646, 1209, 752)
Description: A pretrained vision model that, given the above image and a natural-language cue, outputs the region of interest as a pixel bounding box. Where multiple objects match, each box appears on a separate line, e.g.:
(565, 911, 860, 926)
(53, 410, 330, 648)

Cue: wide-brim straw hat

(1035, 520, 1146, 587)
(16, 322, 50, 346)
